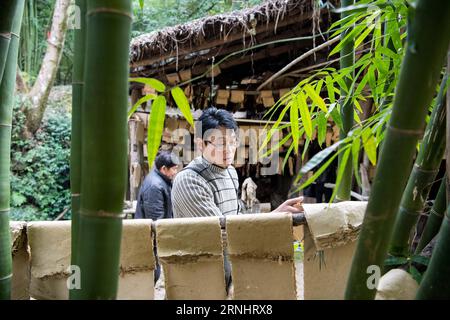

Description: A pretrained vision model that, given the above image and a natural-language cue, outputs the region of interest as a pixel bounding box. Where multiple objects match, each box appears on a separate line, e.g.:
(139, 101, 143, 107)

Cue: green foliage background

(10, 92, 71, 221)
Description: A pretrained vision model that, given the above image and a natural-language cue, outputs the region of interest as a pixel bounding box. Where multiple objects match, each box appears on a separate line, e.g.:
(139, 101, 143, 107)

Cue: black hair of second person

(154, 151, 180, 170)
(197, 107, 238, 139)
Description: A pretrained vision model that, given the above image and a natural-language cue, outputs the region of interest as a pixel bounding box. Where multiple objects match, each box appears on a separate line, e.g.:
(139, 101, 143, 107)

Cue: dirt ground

(154, 260, 304, 300)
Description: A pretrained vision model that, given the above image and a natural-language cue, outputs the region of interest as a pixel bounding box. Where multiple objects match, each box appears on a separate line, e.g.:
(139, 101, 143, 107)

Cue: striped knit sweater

(172, 156, 241, 218)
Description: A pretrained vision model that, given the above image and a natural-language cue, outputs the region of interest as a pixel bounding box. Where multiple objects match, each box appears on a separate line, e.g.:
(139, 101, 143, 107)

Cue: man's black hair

(155, 151, 179, 170)
(197, 107, 238, 139)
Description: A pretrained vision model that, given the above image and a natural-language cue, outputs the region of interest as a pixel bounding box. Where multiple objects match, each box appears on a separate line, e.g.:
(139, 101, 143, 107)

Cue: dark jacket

(135, 168, 173, 220)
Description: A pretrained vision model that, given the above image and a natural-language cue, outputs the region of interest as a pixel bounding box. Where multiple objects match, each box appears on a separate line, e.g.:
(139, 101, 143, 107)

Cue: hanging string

(210, 56, 215, 105)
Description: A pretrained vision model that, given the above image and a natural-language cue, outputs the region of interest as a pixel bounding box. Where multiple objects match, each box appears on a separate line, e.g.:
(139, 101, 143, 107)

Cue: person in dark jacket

(135, 151, 179, 220)
(134, 151, 179, 284)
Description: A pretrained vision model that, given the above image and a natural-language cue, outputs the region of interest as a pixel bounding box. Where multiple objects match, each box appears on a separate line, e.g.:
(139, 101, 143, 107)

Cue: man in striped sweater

(171, 107, 303, 291)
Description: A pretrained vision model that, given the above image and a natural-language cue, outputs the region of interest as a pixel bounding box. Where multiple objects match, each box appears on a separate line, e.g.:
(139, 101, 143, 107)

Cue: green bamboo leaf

(362, 129, 377, 165)
(342, 58, 372, 108)
(411, 255, 430, 267)
(329, 12, 359, 34)
(378, 46, 399, 60)
(388, 19, 402, 52)
(316, 79, 324, 94)
(354, 74, 369, 99)
(129, 77, 166, 93)
(334, 75, 349, 94)
(334, 86, 341, 96)
(373, 57, 389, 78)
(330, 10, 372, 39)
(147, 96, 166, 166)
(139, 0, 144, 9)
(409, 265, 422, 284)
(354, 100, 363, 114)
(305, 84, 327, 112)
(332, 2, 388, 14)
(354, 23, 375, 49)
(302, 137, 310, 161)
(262, 93, 288, 122)
(290, 98, 300, 154)
(386, 76, 398, 96)
(298, 92, 312, 140)
(329, 12, 362, 37)
(353, 101, 366, 117)
(330, 24, 366, 56)
(373, 12, 382, 49)
(127, 94, 156, 119)
(260, 104, 290, 152)
(317, 112, 327, 146)
(326, 75, 336, 103)
(367, 64, 377, 104)
(330, 146, 352, 202)
(171, 87, 194, 126)
(260, 128, 280, 154)
(297, 148, 343, 191)
(260, 132, 292, 158)
(384, 256, 408, 266)
(352, 137, 362, 186)
(354, 111, 361, 124)
(330, 106, 343, 131)
(300, 140, 345, 174)
(282, 144, 295, 173)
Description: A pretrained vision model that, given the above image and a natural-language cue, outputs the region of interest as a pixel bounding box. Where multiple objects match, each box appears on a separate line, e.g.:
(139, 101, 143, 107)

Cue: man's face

(160, 165, 178, 180)
(201, 127, 238, 168)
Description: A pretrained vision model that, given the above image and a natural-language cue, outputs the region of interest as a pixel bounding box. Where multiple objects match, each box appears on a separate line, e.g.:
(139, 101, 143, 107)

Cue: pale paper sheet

(27, 219, 155, 300)
(10, 221, 30, 300)
(226, 213, 297, 300)
(303, 201, 367, 250)
(156, 216, 227, 300)
(303, 227, 357, 299)
(302, 201, 367, 299)
(375, 269, 419, 300)
(117, 219, 155, 300)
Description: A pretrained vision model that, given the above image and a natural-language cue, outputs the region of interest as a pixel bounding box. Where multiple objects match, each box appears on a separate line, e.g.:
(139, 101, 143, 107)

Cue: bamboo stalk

(69, 0, 86, 299)
(418, 50, 450, 300)
(415, 179, 446, 254)
(447, 50, 450, 207)
(345, 0, 450, 300)
(30, 0, 38, 78)
(336, 0, 355, 201)
(0, 1, 17, 82)
(378, 21, 398, 112)
(388, 73, 447, 258)
(0, 0, 25, 300)
(71, 0, 132, 299)
(416, 205, 450, 299)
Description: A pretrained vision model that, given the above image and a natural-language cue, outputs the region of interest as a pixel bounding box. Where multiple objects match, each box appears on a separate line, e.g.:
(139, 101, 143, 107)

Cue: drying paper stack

(226, 212, 297, 300)
(156, 216, 227, 299)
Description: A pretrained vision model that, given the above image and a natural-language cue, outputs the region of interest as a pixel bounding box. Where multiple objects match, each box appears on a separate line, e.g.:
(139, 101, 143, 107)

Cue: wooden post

(128, 88, 145, 202)
(128, 116, 145, 202)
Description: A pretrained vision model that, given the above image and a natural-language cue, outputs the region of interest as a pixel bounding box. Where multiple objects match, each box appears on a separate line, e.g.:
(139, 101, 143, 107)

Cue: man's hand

(272, 196, 304, 213)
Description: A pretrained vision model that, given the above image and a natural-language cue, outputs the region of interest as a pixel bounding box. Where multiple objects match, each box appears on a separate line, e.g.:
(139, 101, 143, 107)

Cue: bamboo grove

(0, 0, 449, 300)
(0, 0, 25, 300)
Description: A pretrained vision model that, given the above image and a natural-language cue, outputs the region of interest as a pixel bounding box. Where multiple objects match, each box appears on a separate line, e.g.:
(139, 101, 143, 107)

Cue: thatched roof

(130, 0, 339, 69)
